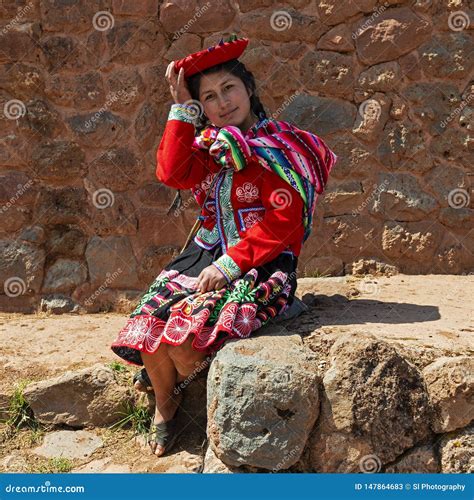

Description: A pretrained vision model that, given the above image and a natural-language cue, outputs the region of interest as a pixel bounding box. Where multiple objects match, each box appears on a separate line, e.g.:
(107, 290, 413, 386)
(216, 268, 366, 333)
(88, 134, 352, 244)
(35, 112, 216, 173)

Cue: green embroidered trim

(213, 254, 241, 283)
(219, 170, 240, 248)
(195, 221, 220, 248)
(168, 103, 198, 124)
(194, 169, 240, 250)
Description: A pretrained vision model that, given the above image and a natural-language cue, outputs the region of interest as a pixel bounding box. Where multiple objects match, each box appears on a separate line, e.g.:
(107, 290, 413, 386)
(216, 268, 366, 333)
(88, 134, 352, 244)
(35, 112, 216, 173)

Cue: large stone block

(207, 330, 320, 470)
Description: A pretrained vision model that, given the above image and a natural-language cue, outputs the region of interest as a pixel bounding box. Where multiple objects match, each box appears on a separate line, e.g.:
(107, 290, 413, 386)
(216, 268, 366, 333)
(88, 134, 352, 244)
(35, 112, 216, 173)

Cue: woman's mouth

(220, 108, 237, 118)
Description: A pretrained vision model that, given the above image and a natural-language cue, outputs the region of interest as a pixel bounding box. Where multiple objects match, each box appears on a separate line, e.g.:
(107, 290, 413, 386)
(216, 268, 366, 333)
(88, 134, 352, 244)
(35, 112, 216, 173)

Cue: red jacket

(156, 104, 305, 283)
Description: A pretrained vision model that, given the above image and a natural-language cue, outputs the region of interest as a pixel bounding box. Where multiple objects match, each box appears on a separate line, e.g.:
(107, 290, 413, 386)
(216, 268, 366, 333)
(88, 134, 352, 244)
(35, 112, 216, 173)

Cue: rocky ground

(0, 274, 472, 473)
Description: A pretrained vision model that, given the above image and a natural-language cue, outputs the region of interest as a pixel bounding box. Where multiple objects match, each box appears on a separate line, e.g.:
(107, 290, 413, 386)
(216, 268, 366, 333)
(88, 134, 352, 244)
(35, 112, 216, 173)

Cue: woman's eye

(225, 85, 233, 90)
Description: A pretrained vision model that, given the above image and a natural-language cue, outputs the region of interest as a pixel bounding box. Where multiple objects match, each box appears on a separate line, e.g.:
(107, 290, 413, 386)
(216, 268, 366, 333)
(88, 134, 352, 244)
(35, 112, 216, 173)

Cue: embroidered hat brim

(173, 37, 249, 79)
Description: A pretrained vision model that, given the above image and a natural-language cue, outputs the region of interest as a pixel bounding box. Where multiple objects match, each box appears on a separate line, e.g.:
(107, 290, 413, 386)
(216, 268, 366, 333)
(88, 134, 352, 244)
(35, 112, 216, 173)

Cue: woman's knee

(167, 337, 195, 363)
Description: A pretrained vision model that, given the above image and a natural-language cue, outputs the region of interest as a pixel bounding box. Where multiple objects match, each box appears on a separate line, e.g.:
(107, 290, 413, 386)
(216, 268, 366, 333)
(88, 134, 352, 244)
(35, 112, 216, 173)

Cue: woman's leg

(168, 335, 211, 383)
(141, 343, 183, 456)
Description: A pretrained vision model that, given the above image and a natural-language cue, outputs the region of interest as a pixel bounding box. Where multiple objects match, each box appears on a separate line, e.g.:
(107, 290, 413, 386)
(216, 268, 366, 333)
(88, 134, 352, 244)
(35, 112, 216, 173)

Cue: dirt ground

(0, 273, 473, 472)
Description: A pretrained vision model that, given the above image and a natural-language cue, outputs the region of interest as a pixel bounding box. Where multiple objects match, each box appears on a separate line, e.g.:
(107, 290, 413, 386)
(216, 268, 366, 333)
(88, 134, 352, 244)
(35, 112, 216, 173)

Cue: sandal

(147, 408, 181, 456)
(133, 368, 153, 392)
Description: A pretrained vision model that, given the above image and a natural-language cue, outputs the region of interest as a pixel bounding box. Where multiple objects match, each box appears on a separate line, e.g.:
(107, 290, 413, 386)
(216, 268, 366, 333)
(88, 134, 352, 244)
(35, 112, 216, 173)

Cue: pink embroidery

(236, 182, 259, 203)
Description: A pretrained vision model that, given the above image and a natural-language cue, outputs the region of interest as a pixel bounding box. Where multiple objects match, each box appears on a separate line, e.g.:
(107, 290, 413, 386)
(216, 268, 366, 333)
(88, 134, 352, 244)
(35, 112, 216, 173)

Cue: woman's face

(198, 71, 253, 130)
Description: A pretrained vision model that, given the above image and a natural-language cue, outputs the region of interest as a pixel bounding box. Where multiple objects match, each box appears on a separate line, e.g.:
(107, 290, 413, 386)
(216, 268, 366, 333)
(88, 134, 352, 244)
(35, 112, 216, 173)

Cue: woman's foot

(148, 390, 184, 457)
(133, 368, 154, 393)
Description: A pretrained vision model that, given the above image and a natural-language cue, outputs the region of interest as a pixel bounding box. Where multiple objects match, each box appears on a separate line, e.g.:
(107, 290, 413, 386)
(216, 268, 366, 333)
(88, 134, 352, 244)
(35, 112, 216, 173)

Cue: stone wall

(0, 0, 473, 313)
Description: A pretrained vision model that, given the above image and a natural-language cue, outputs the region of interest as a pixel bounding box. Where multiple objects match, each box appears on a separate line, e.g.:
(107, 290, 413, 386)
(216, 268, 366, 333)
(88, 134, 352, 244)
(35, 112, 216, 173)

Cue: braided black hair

(186, 59, 268, 132)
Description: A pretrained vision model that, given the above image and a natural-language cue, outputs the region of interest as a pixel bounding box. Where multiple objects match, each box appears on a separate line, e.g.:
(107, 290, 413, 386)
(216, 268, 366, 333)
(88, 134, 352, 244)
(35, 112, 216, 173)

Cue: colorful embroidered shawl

(193, 118, 337, 243)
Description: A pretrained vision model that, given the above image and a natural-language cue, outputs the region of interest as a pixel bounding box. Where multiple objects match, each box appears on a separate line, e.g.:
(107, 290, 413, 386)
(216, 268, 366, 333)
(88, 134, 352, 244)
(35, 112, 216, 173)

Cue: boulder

(23, 364, 133, 427)
(309, 333, 432, 472)
(422, 356, 474, 433)
(207, 328, 320, 470)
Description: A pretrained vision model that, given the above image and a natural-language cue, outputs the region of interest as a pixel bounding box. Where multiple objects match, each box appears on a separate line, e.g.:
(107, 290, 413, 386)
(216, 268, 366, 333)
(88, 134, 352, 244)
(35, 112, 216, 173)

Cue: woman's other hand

(165, 61, 193, 105)
(196, 265, 227, 292)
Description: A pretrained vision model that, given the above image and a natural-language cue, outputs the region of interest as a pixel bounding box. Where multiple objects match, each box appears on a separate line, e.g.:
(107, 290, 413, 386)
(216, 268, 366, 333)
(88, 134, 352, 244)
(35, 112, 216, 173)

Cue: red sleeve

(212, 167, 305, 281)
(156, 117, 218, 190)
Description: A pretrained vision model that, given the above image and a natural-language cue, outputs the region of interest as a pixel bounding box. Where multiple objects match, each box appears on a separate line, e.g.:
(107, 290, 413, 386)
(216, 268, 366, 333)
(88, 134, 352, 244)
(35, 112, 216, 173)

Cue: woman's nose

(217, 94, 231, 108)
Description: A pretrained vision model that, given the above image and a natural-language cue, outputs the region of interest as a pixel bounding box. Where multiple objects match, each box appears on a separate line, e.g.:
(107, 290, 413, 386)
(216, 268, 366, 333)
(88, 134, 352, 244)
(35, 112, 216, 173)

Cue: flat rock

(23, 364, 132, 427)
(33, 430, 102, 460)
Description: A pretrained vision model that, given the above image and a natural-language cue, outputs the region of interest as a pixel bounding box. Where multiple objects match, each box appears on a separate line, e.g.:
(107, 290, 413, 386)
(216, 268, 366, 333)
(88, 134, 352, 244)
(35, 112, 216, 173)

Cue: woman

(111, 35, 337, 457)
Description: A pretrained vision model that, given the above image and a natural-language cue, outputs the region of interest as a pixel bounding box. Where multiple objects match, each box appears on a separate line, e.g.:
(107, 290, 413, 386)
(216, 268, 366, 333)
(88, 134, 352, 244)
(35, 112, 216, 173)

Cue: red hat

(173, 34, 249, 79)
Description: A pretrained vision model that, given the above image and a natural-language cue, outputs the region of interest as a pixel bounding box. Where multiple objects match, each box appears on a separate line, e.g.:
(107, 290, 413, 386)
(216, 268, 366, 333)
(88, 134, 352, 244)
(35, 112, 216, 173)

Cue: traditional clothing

(111, 36, 337, 366)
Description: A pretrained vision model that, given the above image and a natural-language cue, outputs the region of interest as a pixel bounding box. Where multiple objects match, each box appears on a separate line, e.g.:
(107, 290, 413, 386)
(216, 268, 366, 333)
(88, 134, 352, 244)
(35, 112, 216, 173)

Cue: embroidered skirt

(111, 240, 298, 366)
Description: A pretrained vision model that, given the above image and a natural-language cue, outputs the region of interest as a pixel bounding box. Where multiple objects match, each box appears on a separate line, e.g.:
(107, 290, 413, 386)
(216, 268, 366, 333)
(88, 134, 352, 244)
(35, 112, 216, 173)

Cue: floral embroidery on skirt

(111, 264, 294, 366)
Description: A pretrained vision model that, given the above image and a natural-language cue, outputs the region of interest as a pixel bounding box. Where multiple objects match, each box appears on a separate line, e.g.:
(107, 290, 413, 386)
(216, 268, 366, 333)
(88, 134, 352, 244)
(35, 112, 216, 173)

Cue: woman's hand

(196, 265, 227, 293)
(165, 61, 193, 105)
